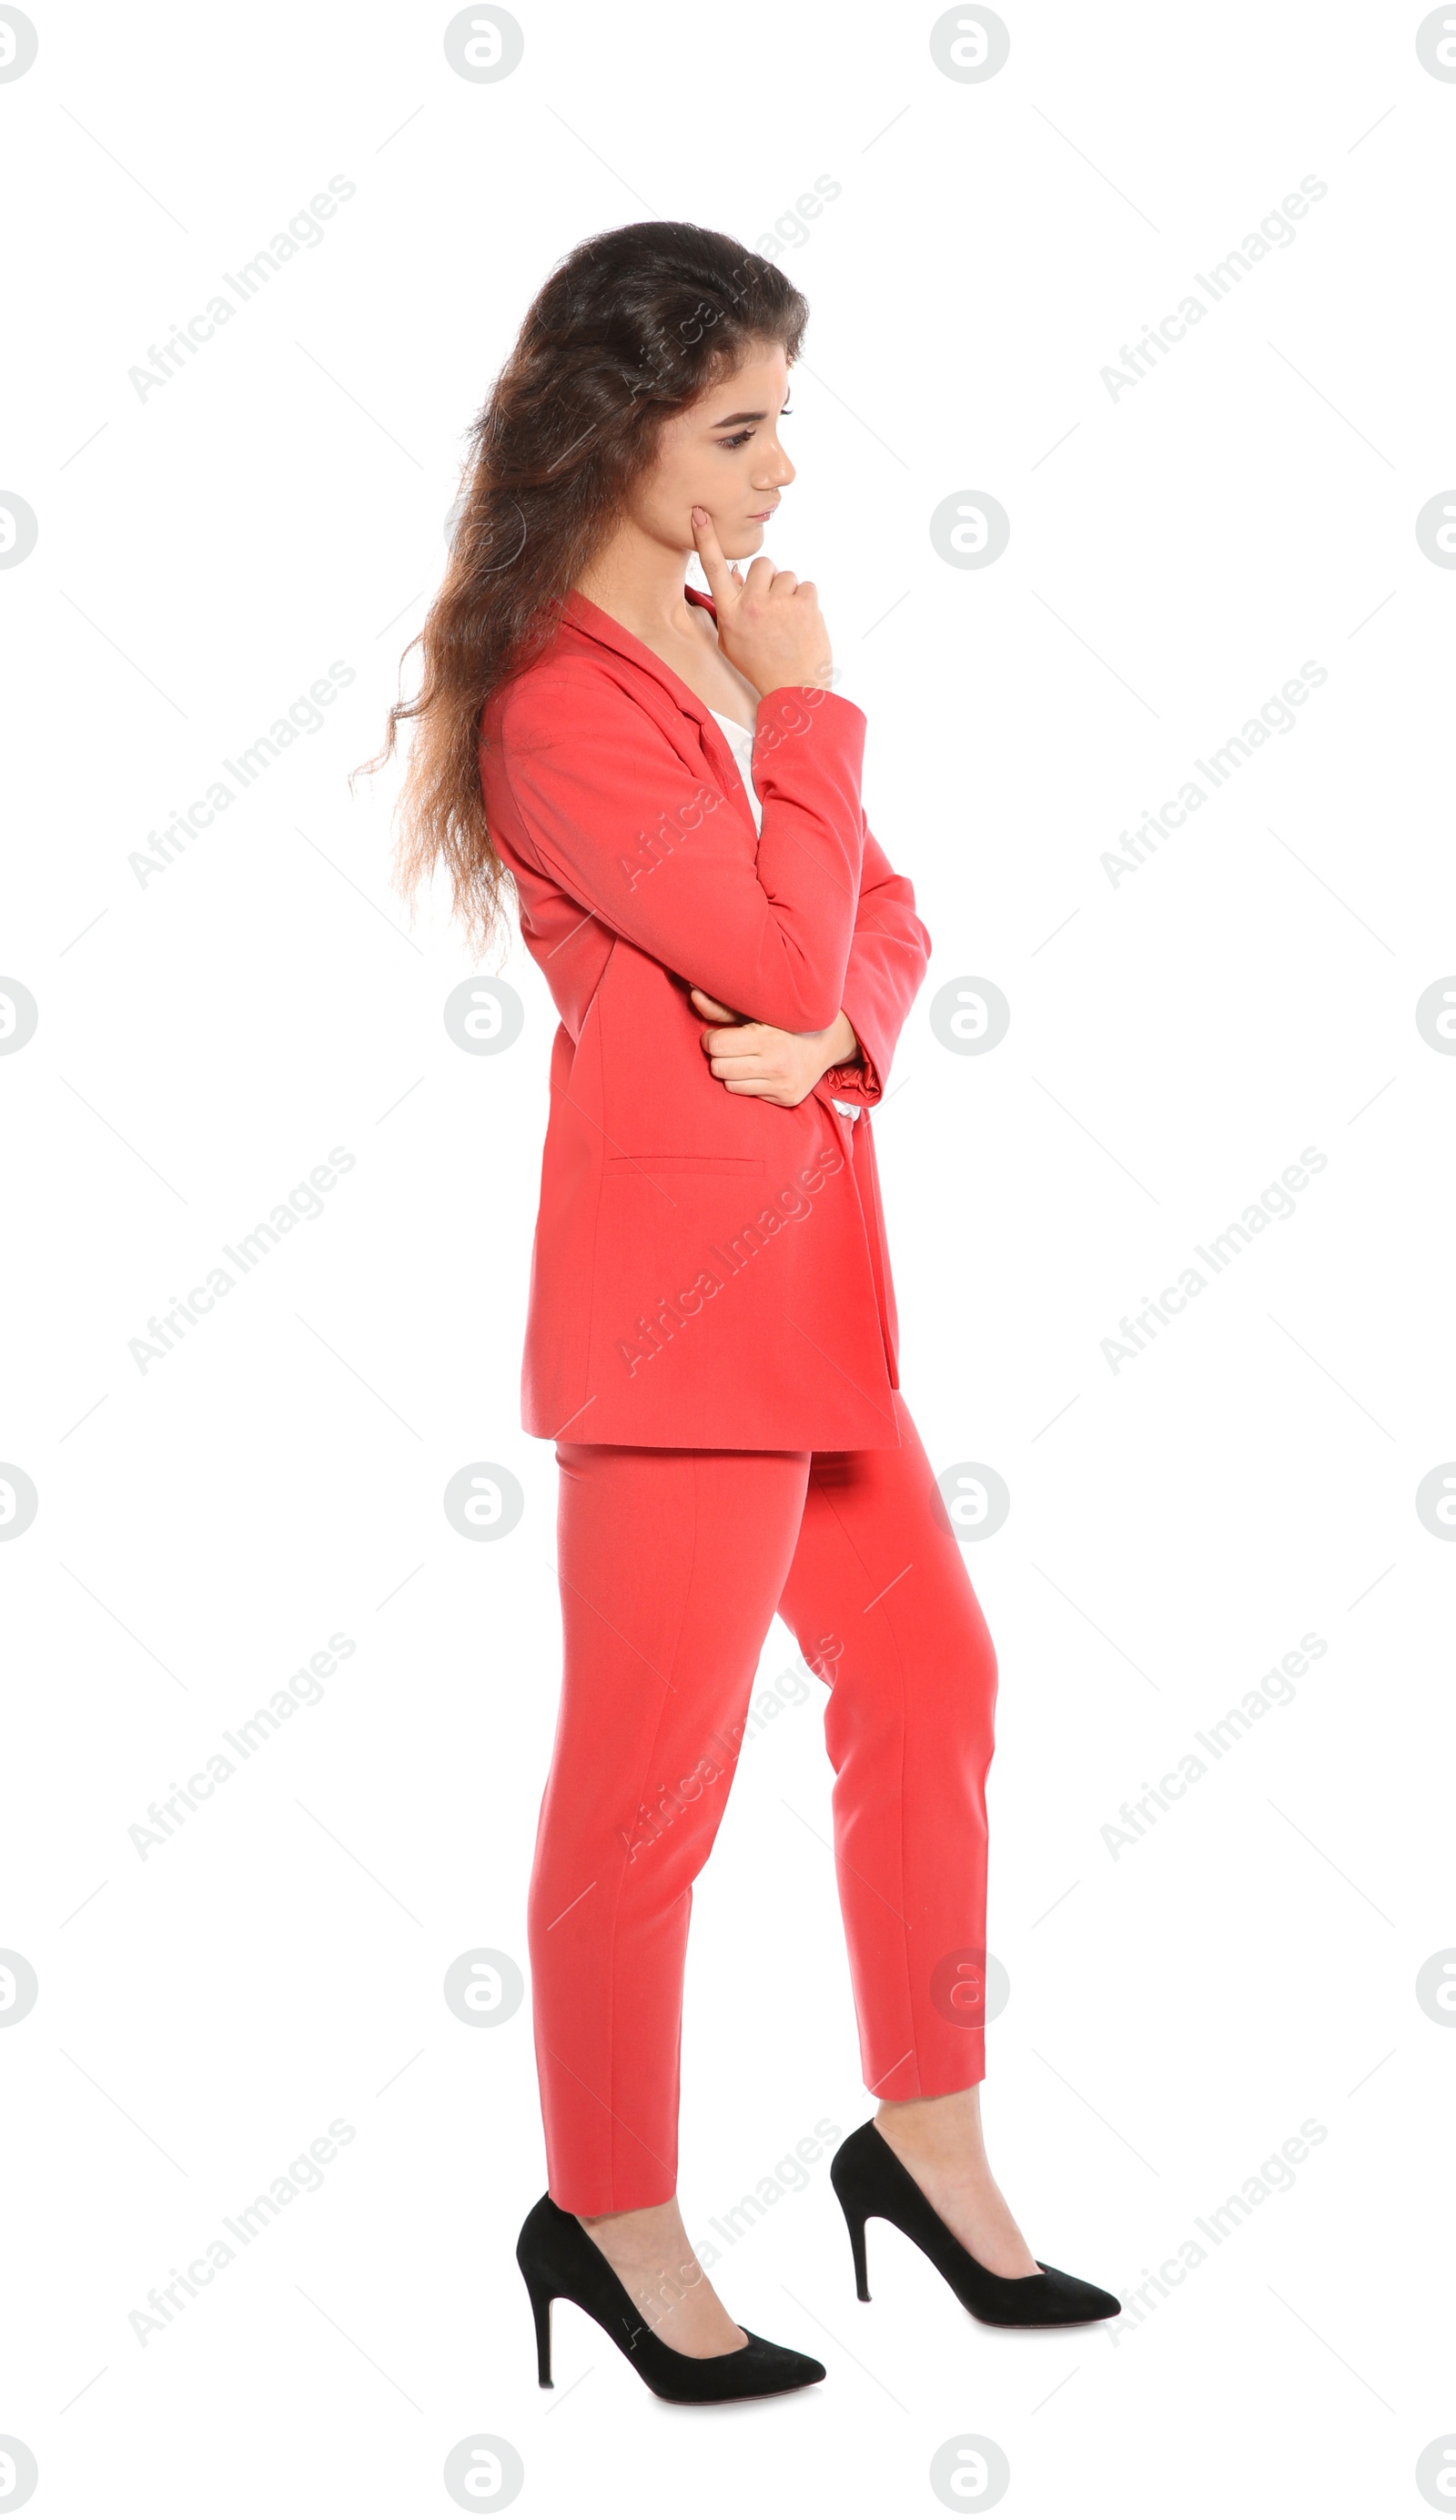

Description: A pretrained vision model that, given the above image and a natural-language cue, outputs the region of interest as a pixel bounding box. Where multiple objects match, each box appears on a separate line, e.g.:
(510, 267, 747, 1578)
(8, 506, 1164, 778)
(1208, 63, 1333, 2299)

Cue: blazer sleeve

(820, 824, 933, 1108)
(491, 663, 866, 1035)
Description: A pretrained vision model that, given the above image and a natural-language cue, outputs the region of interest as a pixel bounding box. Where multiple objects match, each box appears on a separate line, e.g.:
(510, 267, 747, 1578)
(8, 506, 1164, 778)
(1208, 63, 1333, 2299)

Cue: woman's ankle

(876, 2085, 986, 2158)
(579, 2195, 681, 2236)
(575, 2195, 748, 2356)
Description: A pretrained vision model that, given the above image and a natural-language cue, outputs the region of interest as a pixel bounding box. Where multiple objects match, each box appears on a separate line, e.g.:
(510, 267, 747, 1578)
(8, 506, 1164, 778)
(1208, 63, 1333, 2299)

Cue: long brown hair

(359, 221, 809, 960)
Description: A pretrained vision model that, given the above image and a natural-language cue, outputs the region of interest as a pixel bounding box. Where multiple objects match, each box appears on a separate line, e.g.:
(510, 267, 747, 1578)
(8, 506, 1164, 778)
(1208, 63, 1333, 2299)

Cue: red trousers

(529, 1391, 999, 2213)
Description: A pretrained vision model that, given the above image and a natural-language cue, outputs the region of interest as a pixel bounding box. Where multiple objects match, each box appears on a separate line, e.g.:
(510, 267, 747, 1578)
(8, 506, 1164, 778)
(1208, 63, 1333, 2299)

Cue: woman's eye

(718, 406, 790, 451)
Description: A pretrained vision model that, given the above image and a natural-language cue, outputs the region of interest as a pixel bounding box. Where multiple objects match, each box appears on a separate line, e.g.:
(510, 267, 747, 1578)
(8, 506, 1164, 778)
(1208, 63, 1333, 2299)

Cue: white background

(4, 2, 1454, 2514)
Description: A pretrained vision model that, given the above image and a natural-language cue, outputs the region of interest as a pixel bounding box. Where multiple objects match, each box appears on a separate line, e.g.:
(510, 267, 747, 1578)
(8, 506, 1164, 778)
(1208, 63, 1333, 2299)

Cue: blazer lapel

(561, 582, 754, 825)
(551, 584, 856, 1120)
(561, 581, 718, 703)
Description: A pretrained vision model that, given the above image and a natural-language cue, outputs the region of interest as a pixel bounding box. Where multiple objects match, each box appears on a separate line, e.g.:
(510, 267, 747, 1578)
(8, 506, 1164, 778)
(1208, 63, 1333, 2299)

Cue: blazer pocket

(604, 1154, 766, 1178)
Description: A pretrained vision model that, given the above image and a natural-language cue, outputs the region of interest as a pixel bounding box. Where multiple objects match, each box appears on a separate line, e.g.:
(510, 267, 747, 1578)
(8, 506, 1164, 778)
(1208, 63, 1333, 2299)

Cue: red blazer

(479, 583, 932, 1449)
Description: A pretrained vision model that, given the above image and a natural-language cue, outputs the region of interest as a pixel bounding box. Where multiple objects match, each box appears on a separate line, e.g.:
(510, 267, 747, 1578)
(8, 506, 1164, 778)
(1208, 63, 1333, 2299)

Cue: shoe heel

(522, 2270, 553, 2386)
(828, 2119, 1123, 2333)
(516, 2189, 825, 2404)
(840, 2199, 871, 2302)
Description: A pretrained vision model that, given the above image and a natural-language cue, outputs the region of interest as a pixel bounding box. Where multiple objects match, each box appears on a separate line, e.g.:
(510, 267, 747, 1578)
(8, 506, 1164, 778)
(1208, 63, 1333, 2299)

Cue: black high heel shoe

(516, 2191, 827, 2404)
(829, 2120, 1121, 2328)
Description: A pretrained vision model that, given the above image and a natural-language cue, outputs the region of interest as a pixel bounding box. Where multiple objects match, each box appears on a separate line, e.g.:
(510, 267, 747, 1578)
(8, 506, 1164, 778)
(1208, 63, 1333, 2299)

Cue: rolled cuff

(822, 1034, 884, 1108)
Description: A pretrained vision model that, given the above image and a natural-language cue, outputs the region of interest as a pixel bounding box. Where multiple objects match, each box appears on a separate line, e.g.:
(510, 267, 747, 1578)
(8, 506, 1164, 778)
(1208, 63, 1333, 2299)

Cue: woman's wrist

(822, 1009, 861, 1073)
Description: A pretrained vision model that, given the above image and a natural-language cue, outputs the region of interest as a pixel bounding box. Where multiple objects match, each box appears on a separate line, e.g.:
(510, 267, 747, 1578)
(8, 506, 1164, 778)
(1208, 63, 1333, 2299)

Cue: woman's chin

(719, 523, 766, 561)
(682, 523, 764, 566)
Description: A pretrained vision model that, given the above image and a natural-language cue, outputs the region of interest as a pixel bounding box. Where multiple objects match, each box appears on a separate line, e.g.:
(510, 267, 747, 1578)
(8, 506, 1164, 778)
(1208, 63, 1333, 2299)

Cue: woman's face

(631, 339, 796, 559)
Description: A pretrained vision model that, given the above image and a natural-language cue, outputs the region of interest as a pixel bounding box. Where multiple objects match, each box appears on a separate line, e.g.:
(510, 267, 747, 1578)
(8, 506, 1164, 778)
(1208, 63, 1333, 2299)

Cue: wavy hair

(358, 221, 809, 959)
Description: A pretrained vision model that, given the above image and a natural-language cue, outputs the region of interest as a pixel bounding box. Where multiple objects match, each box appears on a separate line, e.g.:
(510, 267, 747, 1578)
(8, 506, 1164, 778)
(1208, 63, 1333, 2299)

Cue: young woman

(369, 220, 1118, 2406)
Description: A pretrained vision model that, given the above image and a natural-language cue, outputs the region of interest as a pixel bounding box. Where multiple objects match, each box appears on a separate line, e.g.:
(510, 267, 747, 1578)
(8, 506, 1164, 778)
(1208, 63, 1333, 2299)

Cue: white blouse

(708, 706, 862, 1127)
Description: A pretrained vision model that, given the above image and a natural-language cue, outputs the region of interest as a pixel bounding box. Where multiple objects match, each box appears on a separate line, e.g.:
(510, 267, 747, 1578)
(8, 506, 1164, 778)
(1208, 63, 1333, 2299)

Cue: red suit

(480, 587, 998, 2211)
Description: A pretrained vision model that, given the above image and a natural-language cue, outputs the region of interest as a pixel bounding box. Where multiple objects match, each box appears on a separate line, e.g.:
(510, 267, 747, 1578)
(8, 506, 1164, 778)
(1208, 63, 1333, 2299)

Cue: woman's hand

(690, 986, 861, 1108)
(690, 509, 834, 693)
